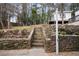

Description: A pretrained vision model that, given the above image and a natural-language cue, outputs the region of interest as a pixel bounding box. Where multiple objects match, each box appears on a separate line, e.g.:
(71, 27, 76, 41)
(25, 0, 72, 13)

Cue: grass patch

(0, 26, 33, 32)
(13, 26, 32, 30)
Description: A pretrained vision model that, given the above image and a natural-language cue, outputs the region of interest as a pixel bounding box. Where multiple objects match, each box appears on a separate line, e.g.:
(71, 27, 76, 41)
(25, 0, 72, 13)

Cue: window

(60, 13, 65, 18)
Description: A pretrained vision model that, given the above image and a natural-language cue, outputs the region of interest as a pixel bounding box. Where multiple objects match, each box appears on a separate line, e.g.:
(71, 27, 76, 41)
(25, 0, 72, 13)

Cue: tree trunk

(61, 3, 64, 25)
(7, 14, 10, 29)
(61, 12, 64, 25)
(0, 20, 4, 29)
(71, 10, 75, 22)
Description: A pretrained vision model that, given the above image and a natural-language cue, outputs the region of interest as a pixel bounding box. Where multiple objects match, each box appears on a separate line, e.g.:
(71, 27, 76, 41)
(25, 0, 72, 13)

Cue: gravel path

(0, 48, 79, 56)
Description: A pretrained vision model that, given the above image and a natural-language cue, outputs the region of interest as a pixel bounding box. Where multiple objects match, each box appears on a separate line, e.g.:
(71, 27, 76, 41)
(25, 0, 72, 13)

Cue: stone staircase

(32, 27, 44, 47)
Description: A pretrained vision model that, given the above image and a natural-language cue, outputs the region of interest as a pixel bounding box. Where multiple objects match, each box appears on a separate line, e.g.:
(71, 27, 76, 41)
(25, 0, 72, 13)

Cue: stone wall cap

(0, 38, 28, 40)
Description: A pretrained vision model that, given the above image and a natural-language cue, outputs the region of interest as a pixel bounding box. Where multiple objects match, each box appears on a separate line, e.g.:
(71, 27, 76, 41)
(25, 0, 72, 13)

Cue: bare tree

(0, 3, 19, 29)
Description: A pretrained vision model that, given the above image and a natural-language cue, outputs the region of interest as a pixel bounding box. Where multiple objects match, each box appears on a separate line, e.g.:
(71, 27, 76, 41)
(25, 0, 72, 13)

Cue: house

(68, 10, 79, 22)
(75, 10, 79, 21)
(49, 11, 72, 24)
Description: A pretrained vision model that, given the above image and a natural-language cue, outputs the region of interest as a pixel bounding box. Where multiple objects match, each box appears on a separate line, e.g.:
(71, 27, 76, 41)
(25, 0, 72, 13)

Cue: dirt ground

(0, 48, 79, 56)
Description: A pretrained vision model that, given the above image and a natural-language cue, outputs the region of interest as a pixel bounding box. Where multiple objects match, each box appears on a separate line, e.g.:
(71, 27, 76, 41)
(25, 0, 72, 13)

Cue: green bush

(59, 28, 73, 35)
(59, 31, 67, 35)
(74, 32, 79, 35)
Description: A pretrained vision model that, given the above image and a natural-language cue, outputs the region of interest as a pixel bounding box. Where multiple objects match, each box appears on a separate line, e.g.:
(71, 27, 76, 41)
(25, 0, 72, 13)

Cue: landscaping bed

(51, 35, 79, 52)
(0, 29, 30, 38)
(43, 24, 79, 52)
(0, 27, 34, 50)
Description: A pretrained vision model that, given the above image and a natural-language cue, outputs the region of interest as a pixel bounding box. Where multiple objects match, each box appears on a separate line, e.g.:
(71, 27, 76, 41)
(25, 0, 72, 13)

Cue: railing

(68, 15, 79, 23)
(28, 27, 34, 48)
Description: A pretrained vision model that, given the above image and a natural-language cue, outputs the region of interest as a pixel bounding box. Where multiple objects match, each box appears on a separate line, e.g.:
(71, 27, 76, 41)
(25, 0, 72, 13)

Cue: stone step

(32, 45, 44, 47)
(35, 32, 42, 34)
(33, 35, 43, 37)
(34, 32, 43, 33)
(34, 32, 43, 35)
(35, 29, 42, 31)
(33, 35, 44, 37)
(33, 37, 44, 40)
(35, 29, 42, 32)
(34, 30, 42, 32)
(34, 32, 42, 34)
(34, 34, 43, 36)
(34, 38, 44, 40)
(35, 30, 42, 31)
(32, 42, 44, 46)
(35, 28, 42, 30)
(32, 27, 44, 47)
(35, 27, 41, 29)
(32, 40, 44, 43)
(34, 36, 43, 38)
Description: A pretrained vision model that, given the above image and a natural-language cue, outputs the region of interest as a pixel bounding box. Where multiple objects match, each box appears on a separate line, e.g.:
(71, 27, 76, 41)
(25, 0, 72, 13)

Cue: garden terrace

(0, 26, 34, 50)
(43, 24, 79, 52)
(42, 25, 55, 53)
(0, 29, 30, 38)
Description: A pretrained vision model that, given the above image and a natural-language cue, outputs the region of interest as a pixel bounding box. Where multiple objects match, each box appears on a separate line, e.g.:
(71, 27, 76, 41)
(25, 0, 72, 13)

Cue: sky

(0, 0, 79, 3)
